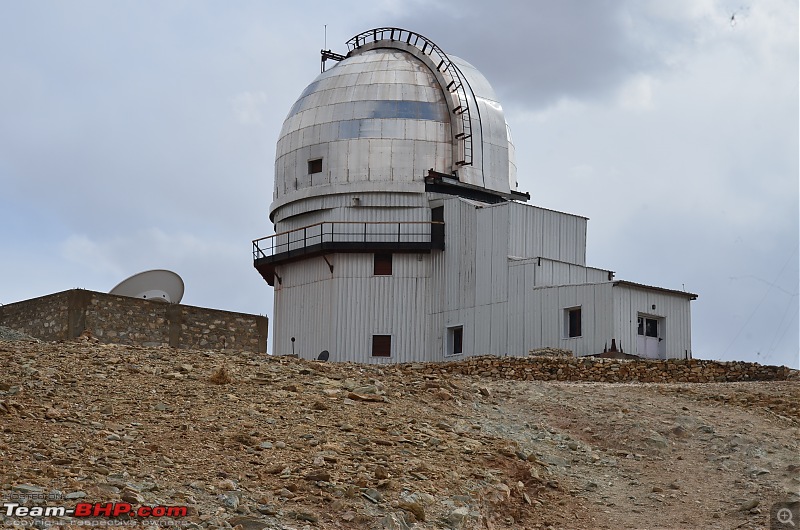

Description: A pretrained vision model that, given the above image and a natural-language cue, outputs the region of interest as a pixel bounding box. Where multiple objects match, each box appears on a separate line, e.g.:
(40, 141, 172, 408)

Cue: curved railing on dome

(346, 27, 474, 168)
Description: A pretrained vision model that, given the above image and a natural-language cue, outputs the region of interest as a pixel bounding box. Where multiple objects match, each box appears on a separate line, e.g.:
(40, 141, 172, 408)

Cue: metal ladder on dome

(345, 27, 474, 168)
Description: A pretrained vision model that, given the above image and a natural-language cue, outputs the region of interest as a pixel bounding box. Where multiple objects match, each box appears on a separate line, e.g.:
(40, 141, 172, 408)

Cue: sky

(1, 0, 797, 368)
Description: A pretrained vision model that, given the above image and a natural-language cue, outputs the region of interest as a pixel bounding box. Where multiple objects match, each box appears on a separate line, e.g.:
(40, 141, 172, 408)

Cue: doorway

(637, 315, 665, 359)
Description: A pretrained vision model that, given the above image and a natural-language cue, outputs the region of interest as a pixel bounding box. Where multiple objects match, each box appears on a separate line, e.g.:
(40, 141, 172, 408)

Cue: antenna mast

(320, 25, 346, 73)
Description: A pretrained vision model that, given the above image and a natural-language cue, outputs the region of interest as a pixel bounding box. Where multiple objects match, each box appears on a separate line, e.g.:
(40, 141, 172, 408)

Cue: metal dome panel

(274, 48, 452, 206)
(449, 55, 514, 194)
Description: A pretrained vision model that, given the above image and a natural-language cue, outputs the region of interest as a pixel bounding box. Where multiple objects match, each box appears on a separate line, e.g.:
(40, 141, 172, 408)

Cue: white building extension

(253, 27, 697, 363)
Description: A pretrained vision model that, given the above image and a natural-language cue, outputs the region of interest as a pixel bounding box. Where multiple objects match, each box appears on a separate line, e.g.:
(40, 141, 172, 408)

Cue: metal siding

(475, 207, 491, 307)
(578, 217, 587, 265)
(579, 285, 595, 355)
(541, 209, 557, 260)
(527, 288, 542, 352)
(490, 302, 507, 355)
(542, 287, 560, 348)
(271, 259, 335, 359)
(506, 203, 587, 265)
(456, 200, 477, 311)
(594, 283, 614, 355)
(491, 206, 509, 304)
(273, 193, 429, 224)
(271, 251, 431, 363)
(507, 263, 525, 355)
(558, 215, 569, 263)
(612, 285, 692, 359)
(474, 305, 492, 354)
(525, 283, 613, 357)
(333, 266, 429, 364)
(613, 287, 632, 355)
(462, 310, 476, 358)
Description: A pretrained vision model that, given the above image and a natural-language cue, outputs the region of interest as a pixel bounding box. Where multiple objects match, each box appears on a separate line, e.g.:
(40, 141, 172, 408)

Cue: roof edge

(613, 280, 698, 300)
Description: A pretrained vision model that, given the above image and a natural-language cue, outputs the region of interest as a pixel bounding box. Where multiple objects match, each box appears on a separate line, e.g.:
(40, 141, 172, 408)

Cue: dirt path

(478, 380, 800, 529)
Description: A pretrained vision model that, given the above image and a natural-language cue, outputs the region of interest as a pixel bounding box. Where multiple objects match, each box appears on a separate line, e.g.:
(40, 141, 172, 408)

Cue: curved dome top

(272, 27, 516, 216)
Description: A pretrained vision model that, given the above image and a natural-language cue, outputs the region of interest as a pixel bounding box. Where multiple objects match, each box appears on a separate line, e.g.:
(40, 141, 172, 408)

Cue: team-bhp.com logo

(4, 501, 188, 519)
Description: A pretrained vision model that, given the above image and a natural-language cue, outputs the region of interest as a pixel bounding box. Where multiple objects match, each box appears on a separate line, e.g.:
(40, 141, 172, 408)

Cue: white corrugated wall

(273, 252, 431, 363)
(524, 283, 615, 356)
(428, 198, 512, 358)
(507, 203, 587, 265)
(612, 285, 693, 359)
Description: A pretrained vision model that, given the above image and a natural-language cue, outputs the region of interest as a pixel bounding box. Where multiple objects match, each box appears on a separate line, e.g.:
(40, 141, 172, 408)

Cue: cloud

(616, 74, 655, 110)
(61, 235, 127, 278)
(389, 0, 679, 108)
(232, 91, 270, 125)
(59, 229, 239, 276)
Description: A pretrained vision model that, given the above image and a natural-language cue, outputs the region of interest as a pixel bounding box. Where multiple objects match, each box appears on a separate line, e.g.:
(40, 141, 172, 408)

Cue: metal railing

(253, 220, 444, 261)
(345, 27, 474, 167)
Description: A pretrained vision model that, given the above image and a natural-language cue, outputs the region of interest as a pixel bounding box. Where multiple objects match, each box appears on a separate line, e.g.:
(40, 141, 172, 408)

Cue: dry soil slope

(0, 338, 797, 530)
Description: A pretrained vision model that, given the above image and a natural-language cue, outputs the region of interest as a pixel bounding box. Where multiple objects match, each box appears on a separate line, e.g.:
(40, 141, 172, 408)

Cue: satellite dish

(110, 269, 184, 304)
(317, 350, 330, 362)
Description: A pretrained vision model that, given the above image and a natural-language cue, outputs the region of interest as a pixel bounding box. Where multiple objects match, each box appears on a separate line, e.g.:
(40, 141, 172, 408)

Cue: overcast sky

(1, 1, 797, 368)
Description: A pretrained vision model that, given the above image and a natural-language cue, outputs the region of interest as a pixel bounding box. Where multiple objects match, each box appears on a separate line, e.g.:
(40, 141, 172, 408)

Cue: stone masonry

(406, 355, 798, 383)
(0, 289, 268, 353)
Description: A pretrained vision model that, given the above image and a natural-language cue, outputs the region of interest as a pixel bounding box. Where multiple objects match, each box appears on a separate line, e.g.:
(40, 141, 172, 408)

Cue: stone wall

(0, 290, 81, 340)
(404, 355, 799, 383)
(0, 289, 268, 353)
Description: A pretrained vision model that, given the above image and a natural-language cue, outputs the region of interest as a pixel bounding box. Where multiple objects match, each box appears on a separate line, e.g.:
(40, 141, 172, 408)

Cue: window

(565, 307, 581, 338)
(308, 158, 322, 174)
(638, 317, 658, 337)
(446, 325, 463, 356)
(374, 253, 392, 275)
(431, 206, 444, 248)
(372, 335, 391, 357)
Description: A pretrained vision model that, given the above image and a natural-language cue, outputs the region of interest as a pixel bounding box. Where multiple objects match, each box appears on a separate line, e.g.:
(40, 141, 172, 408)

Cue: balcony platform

(253, 221, 444, 286)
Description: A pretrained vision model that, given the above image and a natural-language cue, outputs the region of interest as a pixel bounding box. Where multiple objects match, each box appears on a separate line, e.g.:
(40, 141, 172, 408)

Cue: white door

(637, 316, 663, 359)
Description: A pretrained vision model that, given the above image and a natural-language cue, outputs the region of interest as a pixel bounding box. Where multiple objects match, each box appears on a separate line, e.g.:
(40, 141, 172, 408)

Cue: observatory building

(253, 27, 696, 362)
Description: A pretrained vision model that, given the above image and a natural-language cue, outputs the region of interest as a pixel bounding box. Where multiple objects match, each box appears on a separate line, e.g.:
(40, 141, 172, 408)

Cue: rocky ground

(0, 337, 798, 529)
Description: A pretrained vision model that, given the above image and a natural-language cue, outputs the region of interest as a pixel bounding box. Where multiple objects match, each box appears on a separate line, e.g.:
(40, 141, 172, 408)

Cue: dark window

(637, 317, 644, 336)
(451, 326, 463, 354)
(374, 253, 392, 275)
(308, 158, 322, 174)
(645, 318, 658, 338)
(567, 307, 582, 338)
(372, 335, 391, 357)
(431, 206, 444, 248)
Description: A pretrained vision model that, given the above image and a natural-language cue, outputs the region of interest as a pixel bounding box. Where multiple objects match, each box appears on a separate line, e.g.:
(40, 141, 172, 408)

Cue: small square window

(308, 158, 322, 174)
(372, 335, 391, 357)
(564, 307, 581, 338)
(446, 326, 463, 355)
(374, 253, 392, 275)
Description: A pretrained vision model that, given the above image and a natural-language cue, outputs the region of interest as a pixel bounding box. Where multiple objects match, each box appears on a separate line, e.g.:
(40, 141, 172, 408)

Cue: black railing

(253, 220, 444, 261)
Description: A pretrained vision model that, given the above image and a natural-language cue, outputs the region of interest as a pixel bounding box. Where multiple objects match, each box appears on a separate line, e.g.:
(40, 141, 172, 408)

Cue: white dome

(274, 49, 452, 203)
(271, 28, 517, 220)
